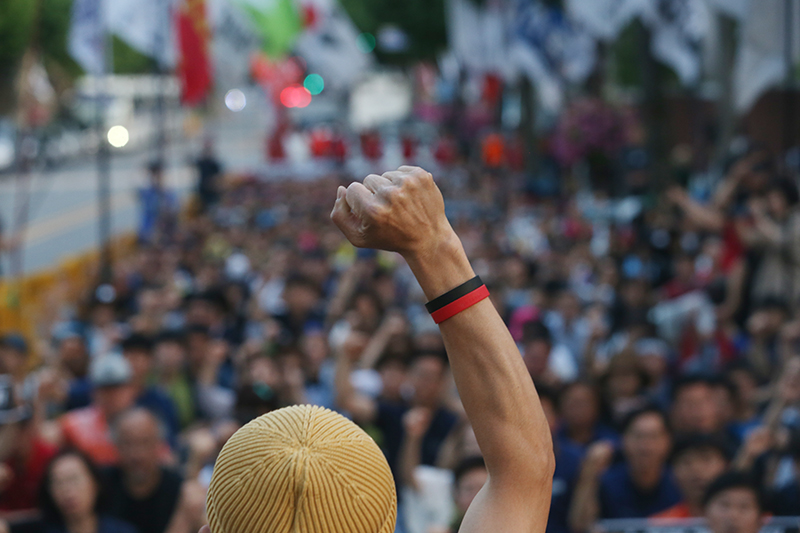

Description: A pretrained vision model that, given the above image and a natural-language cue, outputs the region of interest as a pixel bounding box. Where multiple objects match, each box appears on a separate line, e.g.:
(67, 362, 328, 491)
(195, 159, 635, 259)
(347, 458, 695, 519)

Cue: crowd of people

(0, 125, 799, 533)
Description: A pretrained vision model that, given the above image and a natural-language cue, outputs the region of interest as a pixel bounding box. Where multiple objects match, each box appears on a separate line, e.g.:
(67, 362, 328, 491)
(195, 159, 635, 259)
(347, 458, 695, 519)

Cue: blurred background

(0, 0, 798, 532)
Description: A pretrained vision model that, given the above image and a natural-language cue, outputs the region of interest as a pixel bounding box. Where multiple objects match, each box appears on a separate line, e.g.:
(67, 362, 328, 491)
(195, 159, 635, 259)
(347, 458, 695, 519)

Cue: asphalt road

(0, 89, 270, 275)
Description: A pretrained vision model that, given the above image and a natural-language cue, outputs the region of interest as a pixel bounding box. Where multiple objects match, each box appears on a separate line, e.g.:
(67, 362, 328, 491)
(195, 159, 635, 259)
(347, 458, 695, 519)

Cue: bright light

(356, 33, 376, 53)
(304, 74, 324, 95)
(107, 126, 129, 148)
(224, 89, 246, 112)
(280, 85, 312, 108)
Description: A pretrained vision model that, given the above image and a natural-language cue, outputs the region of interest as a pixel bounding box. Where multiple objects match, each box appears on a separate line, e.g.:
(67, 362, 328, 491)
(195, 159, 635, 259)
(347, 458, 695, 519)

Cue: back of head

(207, 405, 396, 533)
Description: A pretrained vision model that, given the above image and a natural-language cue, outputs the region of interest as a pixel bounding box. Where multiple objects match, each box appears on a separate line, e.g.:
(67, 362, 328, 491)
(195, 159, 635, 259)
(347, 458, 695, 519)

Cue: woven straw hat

(207, 405, 397, 533)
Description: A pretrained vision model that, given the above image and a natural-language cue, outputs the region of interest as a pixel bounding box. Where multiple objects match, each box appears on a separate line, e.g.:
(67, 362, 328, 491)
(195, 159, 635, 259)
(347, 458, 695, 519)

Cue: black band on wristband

(425, 276, 484, 314)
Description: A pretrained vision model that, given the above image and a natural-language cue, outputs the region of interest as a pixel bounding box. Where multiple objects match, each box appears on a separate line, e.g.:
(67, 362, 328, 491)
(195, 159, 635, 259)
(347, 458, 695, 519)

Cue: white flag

(734, 0, 800, 112)
(446, 0, 512, 77)
(208, 0, 261, 87)
(107, 0, 177, 68)
(294, 0, 373, 90)
(68, 0, 106, 74)
(641, 0, 710, 86)
(566, 0, 645, 41)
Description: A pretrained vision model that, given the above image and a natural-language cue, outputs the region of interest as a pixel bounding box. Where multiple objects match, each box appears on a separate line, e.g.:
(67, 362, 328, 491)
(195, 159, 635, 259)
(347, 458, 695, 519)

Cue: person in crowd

(556, 381, 618, 452)
(51, 324, 92, 412)
(703, 471, 765, 533)
(120, 334, 180, 445)
(335, 335, 458, 481)
(195, 139, 223, 213)
(105, 408, 186, 533)
(653, 434, 731, 519)
(58, 355, 137, 466)
(137, 161, 177, 245)
(539, 386, 583, 533)
(5, 450, 138, 533)
(570, 407, 680, 530)
(670, 376, 727, 436)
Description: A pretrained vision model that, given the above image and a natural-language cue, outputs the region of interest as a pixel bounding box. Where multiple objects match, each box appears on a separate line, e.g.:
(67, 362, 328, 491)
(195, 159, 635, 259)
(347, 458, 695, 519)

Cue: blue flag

(68, 0, 106, 74)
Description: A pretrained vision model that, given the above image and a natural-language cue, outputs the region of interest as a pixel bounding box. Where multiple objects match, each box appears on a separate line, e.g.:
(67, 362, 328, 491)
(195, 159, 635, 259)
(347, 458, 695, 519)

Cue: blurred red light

(280, 85, 312, 108)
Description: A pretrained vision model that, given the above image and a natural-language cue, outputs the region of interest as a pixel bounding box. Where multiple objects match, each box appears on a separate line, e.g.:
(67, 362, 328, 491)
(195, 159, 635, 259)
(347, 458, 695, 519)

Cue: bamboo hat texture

(206, 405, 397, 533)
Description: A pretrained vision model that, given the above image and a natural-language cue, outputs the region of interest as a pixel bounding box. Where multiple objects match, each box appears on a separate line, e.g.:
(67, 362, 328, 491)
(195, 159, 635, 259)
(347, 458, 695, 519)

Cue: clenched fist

(331, 166, 454, 258)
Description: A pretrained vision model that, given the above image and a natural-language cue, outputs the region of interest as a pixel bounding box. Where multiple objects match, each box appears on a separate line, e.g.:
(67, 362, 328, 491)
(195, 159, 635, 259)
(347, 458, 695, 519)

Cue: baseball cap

(90, 354, 132, 387)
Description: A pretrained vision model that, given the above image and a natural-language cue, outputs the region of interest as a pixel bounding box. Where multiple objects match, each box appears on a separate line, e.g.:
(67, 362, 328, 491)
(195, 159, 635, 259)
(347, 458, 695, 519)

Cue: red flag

(177, 0, 212, 105)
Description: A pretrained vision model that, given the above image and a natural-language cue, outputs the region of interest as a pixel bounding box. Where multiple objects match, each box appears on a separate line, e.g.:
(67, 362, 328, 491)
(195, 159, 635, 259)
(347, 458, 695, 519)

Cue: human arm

(667, 186, 725, 232)
(568, 441, 614, 533)
(332, 330, 378, 423)
(331, 167, 555, 533)
(398, 407, 432, 492)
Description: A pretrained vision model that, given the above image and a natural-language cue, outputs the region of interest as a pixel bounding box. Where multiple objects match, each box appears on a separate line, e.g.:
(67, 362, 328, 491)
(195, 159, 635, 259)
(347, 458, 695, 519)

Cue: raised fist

(331, 166, 453, 258)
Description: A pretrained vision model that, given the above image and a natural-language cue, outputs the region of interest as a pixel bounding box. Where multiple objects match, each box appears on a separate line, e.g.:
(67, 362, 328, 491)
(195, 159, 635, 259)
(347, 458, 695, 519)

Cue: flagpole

(97, 0, 113, 283)
(153, 0, 170, 168)
(783, 0, 796, 160)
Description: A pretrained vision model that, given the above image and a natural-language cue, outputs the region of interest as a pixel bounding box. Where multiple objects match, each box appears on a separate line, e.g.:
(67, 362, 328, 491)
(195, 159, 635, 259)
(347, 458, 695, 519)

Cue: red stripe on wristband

(430, 285, 490, 324)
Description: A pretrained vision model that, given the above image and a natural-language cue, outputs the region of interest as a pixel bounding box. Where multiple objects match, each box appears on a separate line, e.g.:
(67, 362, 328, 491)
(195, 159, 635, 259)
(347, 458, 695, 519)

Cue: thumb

(331, 186, 366, 247)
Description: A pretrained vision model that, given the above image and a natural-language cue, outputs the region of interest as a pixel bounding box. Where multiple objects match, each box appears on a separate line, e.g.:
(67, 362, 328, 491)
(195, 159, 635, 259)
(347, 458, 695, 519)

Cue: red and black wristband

(425, 276, 490, 324)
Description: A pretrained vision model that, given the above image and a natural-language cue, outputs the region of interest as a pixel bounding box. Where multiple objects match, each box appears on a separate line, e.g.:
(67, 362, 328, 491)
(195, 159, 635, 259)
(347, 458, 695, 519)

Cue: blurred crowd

(1, 127, 800, 533)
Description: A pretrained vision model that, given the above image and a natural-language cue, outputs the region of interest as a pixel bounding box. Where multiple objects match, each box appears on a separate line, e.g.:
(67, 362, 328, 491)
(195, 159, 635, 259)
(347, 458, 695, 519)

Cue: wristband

(426, 276, 490, 324)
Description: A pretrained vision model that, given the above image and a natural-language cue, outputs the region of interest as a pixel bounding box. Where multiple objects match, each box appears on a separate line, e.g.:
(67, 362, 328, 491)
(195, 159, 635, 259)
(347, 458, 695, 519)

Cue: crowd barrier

(596, 517, 800, 533)
(0, 233, 137, 361)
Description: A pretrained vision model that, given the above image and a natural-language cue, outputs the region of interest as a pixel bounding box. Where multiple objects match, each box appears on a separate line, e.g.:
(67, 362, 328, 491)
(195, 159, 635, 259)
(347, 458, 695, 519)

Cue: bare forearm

(404, 234, 553, 480)
(569, 471, 601, 533)
(399, 435, 423, 491)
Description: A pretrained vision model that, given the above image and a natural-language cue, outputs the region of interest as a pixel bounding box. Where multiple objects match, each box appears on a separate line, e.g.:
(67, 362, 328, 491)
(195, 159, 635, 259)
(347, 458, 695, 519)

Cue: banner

(511, 0, 596, 112)
(68, 0, 106, 75)
(734, 0, 800, 112)
(177, 0, 214, 104)
(294, 0, 372, 89)
(446, 0, 511, 77)
(235, 0, 303, 58)
(107, 0, 177, 68)
(640, 0, 711, 86)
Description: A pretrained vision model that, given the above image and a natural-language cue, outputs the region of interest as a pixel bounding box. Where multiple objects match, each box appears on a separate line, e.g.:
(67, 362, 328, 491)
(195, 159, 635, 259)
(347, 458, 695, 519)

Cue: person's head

(604, 352, 649, 401)
(522, 321, 552, 379)
(154, 330, 187, 375)
(186, 290, 228, 328)
(114, 408, 163, 483)
(40, 450, 106, 525)
(703, 472, 763, 533)
(148, 160, 164, 187)
(452, 456, 487, 515)
(121, 334, 154, 387)
(408, 352, 448, 407)
(670, 376, 721, 434)
(0, 334, 28, 377)
(54, 325, 89, 378)
(376, 354, 408, 403)
(283, 275, 322, 317)
(556, 290, 582, 323)
(621, 407, 672, 474)
(558, 381, 602, 433)
(90, 355, 136, 420)
(671, 434, 731, 512)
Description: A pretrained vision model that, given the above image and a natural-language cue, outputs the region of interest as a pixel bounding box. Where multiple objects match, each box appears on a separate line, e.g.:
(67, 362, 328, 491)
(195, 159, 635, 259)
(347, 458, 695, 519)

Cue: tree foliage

(339, 0, 448, 64)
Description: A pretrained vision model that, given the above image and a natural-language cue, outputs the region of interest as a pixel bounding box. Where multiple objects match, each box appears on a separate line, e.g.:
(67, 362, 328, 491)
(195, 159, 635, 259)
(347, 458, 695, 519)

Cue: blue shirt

(548, 441, 583, 533)
(599, 463, 682, 519)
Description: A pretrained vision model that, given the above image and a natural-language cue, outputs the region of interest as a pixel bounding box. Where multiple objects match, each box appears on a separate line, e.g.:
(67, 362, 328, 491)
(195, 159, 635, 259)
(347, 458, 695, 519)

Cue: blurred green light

(356, 33, 376, 53)
(304, 74, 324, 95)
